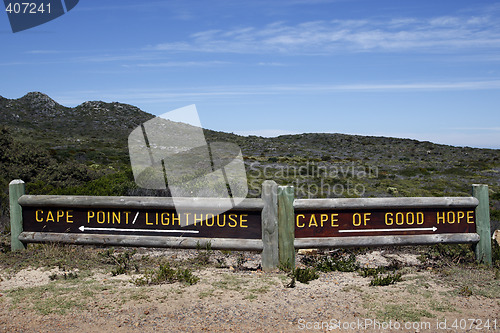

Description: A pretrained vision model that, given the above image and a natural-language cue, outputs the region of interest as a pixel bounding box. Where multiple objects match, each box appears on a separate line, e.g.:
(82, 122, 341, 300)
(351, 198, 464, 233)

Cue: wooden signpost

(17, 195, 265, 250)
(293, 197, 482, 254)
(294, 197, 478, 242)
(9, 180, 492, 270)
(20, 198, 262, 239)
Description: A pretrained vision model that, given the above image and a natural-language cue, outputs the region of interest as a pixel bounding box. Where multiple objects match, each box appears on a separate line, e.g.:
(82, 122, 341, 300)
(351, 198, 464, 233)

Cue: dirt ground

(0, 248, 499, 333)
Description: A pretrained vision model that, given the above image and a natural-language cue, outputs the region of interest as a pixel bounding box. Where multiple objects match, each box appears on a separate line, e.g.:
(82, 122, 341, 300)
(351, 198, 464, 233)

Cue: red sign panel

(295, 208, 475, 238)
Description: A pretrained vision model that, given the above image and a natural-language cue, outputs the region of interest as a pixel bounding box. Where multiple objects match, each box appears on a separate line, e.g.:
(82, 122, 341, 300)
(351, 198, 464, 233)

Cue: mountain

(1, 91, 500, 173)
(0, 92, 499, 232)
(0, 92, 153, 142)
(0, 91, 499, 186)
(0, 92, 155, 165)
(2, 92, 499, 162)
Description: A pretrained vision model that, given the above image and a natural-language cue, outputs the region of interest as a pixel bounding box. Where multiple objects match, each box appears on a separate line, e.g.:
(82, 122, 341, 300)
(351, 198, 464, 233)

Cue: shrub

(99, 248, 138, 276)
(359, 267, 386, 278)
(369, 272, 402, 286)
(134, 263, 199, 286)
(426, 244, 476, 264)
(303, 252, 359, 273)
(293, 267, 319, 284)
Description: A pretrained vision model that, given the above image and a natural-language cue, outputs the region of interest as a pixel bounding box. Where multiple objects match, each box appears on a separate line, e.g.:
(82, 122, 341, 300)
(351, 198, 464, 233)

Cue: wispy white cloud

(73, 53, 162, 63)
(449, 127, 500, 131)
(56, 79, 500, 107)
(3, 52, 232, 68)
(151, 14, 500, 55)
(287, 80, 500, 91)
(130, 60, 231, 68)
(74, 1, 173, 12)
(25, 50, 61, 54)
(257, 62, 288, 66)
(235, 129, 301, 137)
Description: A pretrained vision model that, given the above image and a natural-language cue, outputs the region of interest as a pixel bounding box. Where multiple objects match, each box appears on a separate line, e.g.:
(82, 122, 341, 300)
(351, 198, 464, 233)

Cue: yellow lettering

(87, 210, 95, 223)
(36, 210, 44, 222)
(217, 214, 226, 227)
(112, 212, 120, 224)
(353, 213, 361, 226)
(386, 211, 424, 225)
(228, 214, 238, 227)
(457, 211, 465, 224)
(447, 211, 455, 224)
(161, 212, 169, 225)
(364, 213, 371, 225)
(66, 210, 73, 223)
(145, 212, 152, 225)
(406, 212, 414, 225)
(309, 214, 318, 227)
(467, 211, 474, 223)
(436, 212, 445, 224)
(124, 212, 131, 224)
(172, 213, 180, 226)
(396, 212, 404, 225)
(417, 212, 424, 224)
(56, 210, 64, 222)
(46, 211, 54, 222)
(331, 213, 339, 227)
(240, 214, 248, 228)
(194, 214, 204, 226)
(97, 211, 105, 224)
(320, 214, 328, 227)
(353, 213, 369, 226)
(205, 214, 215, 227)
(296, 214, 305, 228)
(385, 212, 393, 225)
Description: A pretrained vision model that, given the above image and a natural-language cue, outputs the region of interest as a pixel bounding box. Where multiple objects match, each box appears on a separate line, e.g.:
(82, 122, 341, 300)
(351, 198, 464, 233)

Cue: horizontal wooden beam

(294, 233, 480, 249)
(294, 197, 478, 211)
(18, 232, 263, 251)
(18, 195, 264, 211)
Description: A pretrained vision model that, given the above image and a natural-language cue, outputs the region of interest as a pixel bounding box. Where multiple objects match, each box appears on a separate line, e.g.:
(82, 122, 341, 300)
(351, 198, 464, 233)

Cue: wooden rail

(9, 180, 492, 267)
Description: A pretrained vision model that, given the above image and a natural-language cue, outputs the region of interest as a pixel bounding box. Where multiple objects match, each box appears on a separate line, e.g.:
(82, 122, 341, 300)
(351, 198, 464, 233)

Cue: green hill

(1, 92, 499, 232)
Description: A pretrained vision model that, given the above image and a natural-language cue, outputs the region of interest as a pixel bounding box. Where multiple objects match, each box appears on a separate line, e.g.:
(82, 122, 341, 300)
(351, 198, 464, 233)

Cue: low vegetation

(1, 93, 499, 234)
(99, 248, 139, 276)
(1, 93, 499, 329)
(285, 267, 320, 287)
(133, 263, 199, 286)
(369, 272, 403, 286)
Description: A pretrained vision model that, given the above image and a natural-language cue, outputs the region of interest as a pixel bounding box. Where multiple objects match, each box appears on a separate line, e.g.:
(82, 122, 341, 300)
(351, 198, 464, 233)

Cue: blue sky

(1, 0, 500, 148)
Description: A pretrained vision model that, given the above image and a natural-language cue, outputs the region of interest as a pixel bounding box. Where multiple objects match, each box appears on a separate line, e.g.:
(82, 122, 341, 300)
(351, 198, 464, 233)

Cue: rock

(492, 229, 500, 246)
(298, 249, 318, 255)
(387, 187, 398, 195)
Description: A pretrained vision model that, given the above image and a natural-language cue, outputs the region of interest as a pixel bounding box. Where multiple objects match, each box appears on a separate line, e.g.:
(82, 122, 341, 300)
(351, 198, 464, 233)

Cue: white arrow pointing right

(339, 226, 437, 233)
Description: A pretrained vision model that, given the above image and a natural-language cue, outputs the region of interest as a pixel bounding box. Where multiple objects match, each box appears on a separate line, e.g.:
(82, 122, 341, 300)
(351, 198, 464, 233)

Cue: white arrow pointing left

(78, 226, 199, 234)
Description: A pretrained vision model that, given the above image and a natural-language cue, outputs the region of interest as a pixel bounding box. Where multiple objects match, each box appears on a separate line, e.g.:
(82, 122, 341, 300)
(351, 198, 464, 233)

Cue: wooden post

(278, 185, 295, 270)
(261, 180, 278, 271)
(9, 179, 26, 251)
(473, 184, 492, 265)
